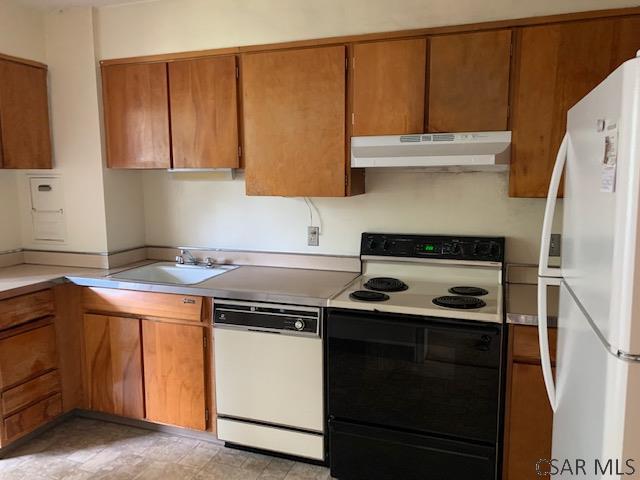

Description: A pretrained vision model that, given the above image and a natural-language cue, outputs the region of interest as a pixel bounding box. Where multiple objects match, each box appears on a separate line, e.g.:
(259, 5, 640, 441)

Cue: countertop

(67, 263, 360, 307)
(0, 264, 105, 300)
(506, 282, 559, 327)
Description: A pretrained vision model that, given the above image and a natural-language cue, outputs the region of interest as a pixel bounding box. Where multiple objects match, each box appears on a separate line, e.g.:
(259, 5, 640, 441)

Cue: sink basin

(109, 262, 238, 285)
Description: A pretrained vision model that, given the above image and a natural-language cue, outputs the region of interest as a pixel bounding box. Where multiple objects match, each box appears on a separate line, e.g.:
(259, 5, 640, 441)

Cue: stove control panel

(361, 233, 504, 263)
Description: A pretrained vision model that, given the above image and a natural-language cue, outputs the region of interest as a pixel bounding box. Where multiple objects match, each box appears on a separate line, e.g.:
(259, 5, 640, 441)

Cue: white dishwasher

(213, 300, 324, 461)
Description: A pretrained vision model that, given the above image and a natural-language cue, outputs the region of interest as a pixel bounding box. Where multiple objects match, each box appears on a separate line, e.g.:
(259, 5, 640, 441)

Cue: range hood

(351, 131, 511, 171)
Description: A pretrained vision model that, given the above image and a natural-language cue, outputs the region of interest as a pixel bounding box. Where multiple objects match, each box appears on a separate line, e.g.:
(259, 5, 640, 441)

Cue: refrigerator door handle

(537, 276, 560, 412)
(538, 133, 568, 278)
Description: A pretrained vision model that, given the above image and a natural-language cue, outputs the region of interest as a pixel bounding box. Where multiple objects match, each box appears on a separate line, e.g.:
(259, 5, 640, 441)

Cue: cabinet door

(83, 314, 144, 418)
(241, 46, 347, 196)
(101, 62, 170, 168)
(509, 17, 640, 197)
(0, 60, 52, 169)
(351, 38, 427, 136)
(428, 30, 511, 133)
(142, 320, 206, 430)
(504, 362, 553, 479)
(169, 56, 239, 168)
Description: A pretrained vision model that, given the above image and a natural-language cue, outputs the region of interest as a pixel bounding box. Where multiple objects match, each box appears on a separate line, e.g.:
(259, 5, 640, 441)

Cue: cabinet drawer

(0, 290, 54, 331)
(511, 324, 557, 364)
(2, 370, 61, 417)
(2, 393, 62, 444)
(0, 324, 58, 390)
(83, 288, 203, 322)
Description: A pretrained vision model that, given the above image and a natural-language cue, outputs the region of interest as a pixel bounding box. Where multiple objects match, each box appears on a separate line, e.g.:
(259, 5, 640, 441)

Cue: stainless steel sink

(109, 262, 238, 285)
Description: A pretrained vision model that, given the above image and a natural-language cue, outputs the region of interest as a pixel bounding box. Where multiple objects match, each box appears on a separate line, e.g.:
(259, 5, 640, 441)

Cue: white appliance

(538, 54, 640, 477)
(350, 131, 511, 171)
(213, 300, 324, 460)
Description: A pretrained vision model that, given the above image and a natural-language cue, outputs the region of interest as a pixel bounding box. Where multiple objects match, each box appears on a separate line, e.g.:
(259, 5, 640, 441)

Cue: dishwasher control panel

(213, 300, 321, 336)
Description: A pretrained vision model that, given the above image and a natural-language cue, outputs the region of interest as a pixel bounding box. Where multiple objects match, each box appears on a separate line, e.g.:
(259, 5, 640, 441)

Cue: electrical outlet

(549, 234, 561, 257)
(307, 226, 319, 246)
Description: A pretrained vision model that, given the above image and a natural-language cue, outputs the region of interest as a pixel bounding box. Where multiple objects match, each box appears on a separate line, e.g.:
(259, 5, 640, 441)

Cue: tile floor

(0, 417, 332, 480)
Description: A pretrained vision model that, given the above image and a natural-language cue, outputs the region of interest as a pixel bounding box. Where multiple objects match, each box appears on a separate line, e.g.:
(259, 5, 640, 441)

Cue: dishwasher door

(214, 326, 323, 432)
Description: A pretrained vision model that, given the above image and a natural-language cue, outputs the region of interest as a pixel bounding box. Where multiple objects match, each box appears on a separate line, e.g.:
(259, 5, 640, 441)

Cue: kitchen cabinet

(0, 58, 52, 169)
(102, 57, 239, 170)
(503, 324, 557, 480)
(351, 38, 427, 136)
(510, 16, 640, 197)
(168, 56, 239, 169)
(142, 320, 207, 430)
(82, 288, 210, 431)
(241, 45, 359, 197)
(427, 29, 511, 133)
(83, 314, 144, 419)
(102, 62, 171, 168)
(0, 289, 62, 448)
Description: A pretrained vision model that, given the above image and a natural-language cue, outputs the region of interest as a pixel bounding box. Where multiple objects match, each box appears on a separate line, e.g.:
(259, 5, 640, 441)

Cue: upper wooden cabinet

(102, 62, 171, 169)
(168, 56, 239, 169)
(510, 16, 640, 197)
(351, 39, 427, 136)
(102, 58, 239, 170)
(241, 45, 352, 197)
(427, 30, 512, 133)
(0, 58, 52, 169)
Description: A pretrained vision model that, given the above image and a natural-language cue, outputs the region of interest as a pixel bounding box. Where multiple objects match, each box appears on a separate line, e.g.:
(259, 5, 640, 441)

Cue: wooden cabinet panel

(512, 324, 557, 364)
(102, 62, 170, 168)
(0, 289, 54, 331)
(241, 46, 347, 196)
(83, 287, 203, 322)
(169, 56, 239, 168)
(83, 314, 144, 419)
(0, 323, 57, 389)
(2, 370, 61, 417)
(351, 39, 427, 136)
(0, 60, 52, 169)
(510, 17, 640, 197)
(2, 393, 62, 445)
(428, 30, 511, 133)
(142, 320, 206, 430)
(504, 363, 554, 479)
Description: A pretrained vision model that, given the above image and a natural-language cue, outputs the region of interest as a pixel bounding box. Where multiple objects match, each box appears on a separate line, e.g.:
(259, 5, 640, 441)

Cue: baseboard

(0, 410, 74, 459)
(74, 409, 223, 444)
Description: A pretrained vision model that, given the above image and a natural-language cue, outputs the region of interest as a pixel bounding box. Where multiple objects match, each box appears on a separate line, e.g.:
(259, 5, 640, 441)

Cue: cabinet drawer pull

(183, 298, 196, 304)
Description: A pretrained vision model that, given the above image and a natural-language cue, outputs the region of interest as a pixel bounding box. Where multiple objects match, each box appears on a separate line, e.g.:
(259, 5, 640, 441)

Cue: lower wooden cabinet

(503, 324, 557, 480)
(0, 290, 62, 448)
(142, 320, 207, 431)
(83, 314, 144, 419)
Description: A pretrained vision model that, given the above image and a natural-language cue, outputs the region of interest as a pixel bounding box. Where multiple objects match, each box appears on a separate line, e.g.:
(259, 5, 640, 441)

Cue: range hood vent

(351, 131, 511, 171)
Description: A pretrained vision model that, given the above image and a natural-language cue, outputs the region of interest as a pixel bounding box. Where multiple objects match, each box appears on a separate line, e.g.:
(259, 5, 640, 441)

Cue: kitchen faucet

(176, 249, 215, 267)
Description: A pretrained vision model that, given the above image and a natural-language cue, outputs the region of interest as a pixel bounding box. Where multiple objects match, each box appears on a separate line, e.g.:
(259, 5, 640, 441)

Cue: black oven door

(326, 308, 503, 444)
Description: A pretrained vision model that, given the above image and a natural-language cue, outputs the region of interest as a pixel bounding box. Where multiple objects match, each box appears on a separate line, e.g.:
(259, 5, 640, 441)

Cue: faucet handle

(203, 257, 214, 267)
(175, 255, 184, 264)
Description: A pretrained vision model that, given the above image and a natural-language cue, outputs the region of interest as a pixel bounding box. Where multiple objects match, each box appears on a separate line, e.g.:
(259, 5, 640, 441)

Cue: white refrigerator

(538, 54, 640, 478)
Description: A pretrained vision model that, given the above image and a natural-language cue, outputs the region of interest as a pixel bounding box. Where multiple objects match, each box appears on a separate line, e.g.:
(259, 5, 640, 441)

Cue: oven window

(327, 309, 502, 444)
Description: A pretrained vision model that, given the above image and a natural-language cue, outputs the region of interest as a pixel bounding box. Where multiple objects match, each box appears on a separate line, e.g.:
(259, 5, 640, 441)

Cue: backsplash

(142, 170, 563, 265)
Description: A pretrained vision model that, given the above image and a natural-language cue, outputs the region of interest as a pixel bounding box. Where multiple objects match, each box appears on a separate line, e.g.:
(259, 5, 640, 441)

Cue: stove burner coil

(448, 286, 489, 296)
(433, 295, 486, 309)
(364, 277, 408, 292)
(350, 290, 390, 302)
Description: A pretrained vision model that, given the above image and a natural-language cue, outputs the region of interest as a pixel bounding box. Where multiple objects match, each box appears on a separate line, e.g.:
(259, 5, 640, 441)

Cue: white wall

(0, 0, 45, 252)
(13, 7, 146, 254)
(93, 0, 597, 263)
(94, 0, 640, 59)
(0, 0, 45, 62)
